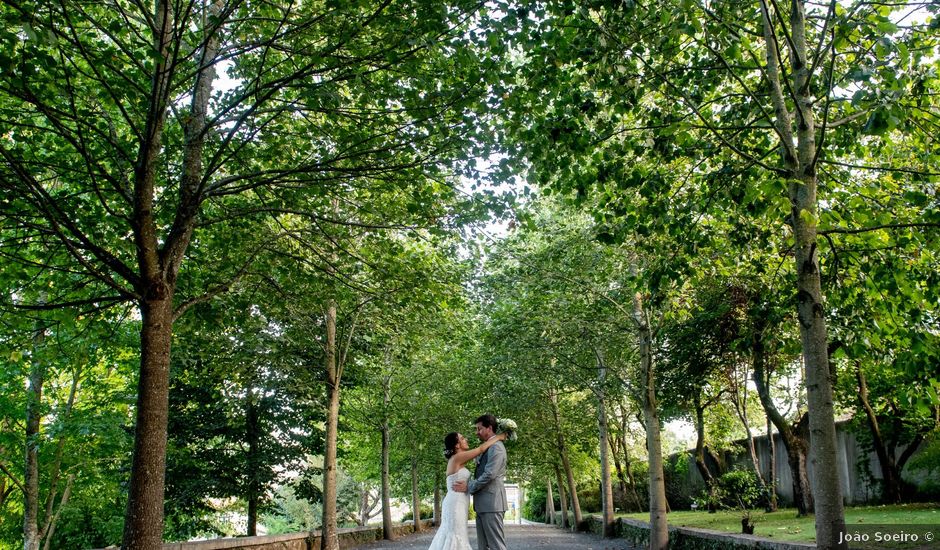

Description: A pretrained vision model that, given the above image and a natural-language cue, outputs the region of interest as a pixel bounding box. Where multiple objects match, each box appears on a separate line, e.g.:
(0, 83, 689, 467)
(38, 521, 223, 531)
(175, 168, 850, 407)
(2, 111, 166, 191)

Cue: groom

(453, 414, 507, 550)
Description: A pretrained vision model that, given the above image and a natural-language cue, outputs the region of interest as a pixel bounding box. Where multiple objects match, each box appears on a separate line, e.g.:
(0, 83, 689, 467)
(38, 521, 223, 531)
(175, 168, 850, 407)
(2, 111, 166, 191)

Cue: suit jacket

(469, 439, 507, 513)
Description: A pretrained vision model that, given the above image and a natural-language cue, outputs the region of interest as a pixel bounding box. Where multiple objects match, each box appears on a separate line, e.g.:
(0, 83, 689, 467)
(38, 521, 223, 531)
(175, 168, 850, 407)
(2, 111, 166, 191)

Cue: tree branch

(819, 222, 940, 236)
(0, 462, 25, 495)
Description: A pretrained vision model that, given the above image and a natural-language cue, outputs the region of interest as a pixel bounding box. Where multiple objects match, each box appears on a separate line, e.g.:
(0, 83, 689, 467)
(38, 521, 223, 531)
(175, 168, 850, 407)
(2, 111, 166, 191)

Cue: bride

(426, 431, 507, 550)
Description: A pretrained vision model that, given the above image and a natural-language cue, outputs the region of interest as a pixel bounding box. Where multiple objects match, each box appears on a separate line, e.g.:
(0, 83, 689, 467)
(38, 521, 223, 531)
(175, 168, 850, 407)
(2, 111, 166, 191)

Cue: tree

(164, 291, 322, 539)
(0, 302, 138, 550)
(490, 2, 938, 546)
(1, 0, 489, 546)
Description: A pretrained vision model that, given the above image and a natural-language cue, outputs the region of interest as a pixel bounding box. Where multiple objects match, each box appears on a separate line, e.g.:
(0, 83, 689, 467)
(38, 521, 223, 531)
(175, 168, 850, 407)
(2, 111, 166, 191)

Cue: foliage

(400, 503, 433, 522)
(0, 308, 137, 550)
(261, 484, 322, 535)
(694, 469, 766, 513)
(521, 484, 548, 523)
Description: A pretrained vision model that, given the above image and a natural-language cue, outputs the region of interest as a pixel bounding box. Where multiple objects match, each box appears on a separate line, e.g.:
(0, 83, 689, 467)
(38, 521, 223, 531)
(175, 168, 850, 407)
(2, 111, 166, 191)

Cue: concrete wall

(95, 520, 432, 550)
(668, 420, 928, 506)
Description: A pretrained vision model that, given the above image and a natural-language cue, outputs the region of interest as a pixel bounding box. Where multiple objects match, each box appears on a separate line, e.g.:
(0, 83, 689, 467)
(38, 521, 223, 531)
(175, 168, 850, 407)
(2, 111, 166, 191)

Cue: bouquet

(496, 418, 518, 442)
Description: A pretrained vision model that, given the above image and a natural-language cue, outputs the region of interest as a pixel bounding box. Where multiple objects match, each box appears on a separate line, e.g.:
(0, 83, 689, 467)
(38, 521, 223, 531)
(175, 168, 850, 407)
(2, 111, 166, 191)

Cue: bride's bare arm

(451, 433, 506, 465)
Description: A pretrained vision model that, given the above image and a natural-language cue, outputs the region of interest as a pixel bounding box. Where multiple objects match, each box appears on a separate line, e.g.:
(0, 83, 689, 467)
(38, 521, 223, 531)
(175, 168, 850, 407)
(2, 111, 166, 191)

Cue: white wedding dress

(427, 467, 472, 550)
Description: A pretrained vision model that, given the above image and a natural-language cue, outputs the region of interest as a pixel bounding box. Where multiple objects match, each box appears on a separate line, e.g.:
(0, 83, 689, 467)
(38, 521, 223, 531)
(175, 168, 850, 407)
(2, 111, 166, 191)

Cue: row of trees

(0, 0, 509, 548)
(478, 1, 939, 548)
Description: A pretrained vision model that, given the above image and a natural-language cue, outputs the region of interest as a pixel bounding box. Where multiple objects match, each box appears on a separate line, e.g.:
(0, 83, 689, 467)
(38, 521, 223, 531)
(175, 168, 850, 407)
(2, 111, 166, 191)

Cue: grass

(616, 502, 940, 543)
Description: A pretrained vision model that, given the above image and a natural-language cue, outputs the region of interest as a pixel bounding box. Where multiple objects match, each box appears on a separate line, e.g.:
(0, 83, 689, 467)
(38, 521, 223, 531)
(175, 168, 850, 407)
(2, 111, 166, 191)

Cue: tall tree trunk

(752, 320, 813, 515)
(553, 464, 568, 529)
(622, 448, 643, 512)
(518, 486, 525, 525)
(549, 391, 581, 528)
(545, 478, 555, 524)
(691, 391, 718, 512)
(793, 414, 815, 513)
(40, 474, 73, 550)
(122, 0, 220, 545)
(730, 362, 767, 495)
(24, 319, 45, 550)
(123, 296, 175, 549)
(246, 388, 260, 536)
(855, 363, 901, 503)
(595, 349, 614, 537)
(38, 365, 81, 547)
(359, 485, 369, 526)
(562, 444, 582, 529)
(320, 298, 340, 550)
(635, 293, 668, 550)
(766, 415, 778, 511)
(381, 377, 393, 540)
(433, 473, 441, 526)
(411, 456, 421, 531)
(609, 432, 627, 497)
(611, 409, 643, 512)
(761, 1, 845, 546)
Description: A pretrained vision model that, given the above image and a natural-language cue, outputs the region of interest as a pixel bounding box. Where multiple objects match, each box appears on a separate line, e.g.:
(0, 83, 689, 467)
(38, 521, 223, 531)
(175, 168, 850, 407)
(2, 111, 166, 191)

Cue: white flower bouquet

(496, 418, 518, 442)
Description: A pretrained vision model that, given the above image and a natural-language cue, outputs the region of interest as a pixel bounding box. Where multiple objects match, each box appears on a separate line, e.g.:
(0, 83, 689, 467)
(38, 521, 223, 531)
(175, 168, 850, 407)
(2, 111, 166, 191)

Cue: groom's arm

(468, 443, 505, 495)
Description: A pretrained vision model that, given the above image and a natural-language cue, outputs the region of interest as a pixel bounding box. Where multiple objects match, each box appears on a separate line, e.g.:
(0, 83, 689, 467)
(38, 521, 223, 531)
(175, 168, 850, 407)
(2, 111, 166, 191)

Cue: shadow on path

(354, 523, 639, 550)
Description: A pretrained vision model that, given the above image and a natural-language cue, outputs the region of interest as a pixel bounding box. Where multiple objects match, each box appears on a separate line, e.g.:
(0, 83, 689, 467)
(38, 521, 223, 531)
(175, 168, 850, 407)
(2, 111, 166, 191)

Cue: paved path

(355, 523, 639, 550)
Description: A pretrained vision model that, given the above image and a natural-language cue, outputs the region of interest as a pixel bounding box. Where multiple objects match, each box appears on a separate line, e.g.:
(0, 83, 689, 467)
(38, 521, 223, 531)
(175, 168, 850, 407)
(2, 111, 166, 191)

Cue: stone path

(354, 523, 639, 550)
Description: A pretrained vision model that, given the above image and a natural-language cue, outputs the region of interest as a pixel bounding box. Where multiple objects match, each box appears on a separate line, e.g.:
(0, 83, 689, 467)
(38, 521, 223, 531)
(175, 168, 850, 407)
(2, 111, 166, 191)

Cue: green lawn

(617, 503, 940, 543)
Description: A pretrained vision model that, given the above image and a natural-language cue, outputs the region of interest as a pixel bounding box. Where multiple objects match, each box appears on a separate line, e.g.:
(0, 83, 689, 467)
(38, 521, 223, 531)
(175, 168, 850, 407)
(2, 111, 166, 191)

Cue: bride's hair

(443, 432, 459, 459)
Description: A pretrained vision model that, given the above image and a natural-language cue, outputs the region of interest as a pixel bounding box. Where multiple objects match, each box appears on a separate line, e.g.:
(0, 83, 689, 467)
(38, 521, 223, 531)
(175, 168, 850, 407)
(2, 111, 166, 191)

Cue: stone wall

(95, 520, 433, 550)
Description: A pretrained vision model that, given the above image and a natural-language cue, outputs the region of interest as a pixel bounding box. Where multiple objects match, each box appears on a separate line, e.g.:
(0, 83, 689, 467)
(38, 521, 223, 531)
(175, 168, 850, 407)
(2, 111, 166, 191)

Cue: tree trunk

(411, 456, 421, 532)
(612, 411, 643, 512)
(855, 363, 901, 503)
(122, 0, 221, 544)
(381, 379, 394, 540)
(623, 449, 643, 512)
(609, 433, 627, 497)
(595, 349, 614, 537)
(246, 388, 260, 536)
(731, 363, 767, 493)
(433, 473, 441, 526)
(24, 320, 45, 550)
(752, 321, 813, 515)
(792, 414, 815, 514)
(562, 445, 582, 529)
(40, 474, 73, 550)
(518, 486, 525, 525)
(320, 299, 340, 550)
(766, 415, 778, 511)
(761, 1, 845, 546)
(691, 392, 718, 512)
(636, 293, 668, 550)
(38, 366, 81, 547)
(359, 485, 369, 526)
(554, 464, 568, 529)
(123, 296, 175, 550)
(549, 391, 581, 528)
(545, 478, 555, 524)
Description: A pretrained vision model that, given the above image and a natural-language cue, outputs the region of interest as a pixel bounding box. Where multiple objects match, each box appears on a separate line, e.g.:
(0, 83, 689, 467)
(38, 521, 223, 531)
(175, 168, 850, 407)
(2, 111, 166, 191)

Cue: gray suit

(469, 440, 507, 550)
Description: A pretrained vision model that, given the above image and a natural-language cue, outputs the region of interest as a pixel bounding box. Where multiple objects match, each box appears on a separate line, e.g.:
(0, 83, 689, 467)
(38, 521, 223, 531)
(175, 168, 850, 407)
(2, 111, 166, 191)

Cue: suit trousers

(475, 511, 506, 550)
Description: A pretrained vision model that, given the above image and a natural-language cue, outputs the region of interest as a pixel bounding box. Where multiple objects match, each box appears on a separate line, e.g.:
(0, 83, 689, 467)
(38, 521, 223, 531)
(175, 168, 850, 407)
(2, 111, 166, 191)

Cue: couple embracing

(427, 414, 509, 550)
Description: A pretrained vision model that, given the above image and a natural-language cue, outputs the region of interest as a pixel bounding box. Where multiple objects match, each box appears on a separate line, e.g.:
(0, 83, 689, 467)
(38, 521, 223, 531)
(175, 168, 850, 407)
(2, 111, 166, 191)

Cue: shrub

(401, 504, 433, 522)
(522, 484, 548, 522)
(695, 468, 765, 511)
